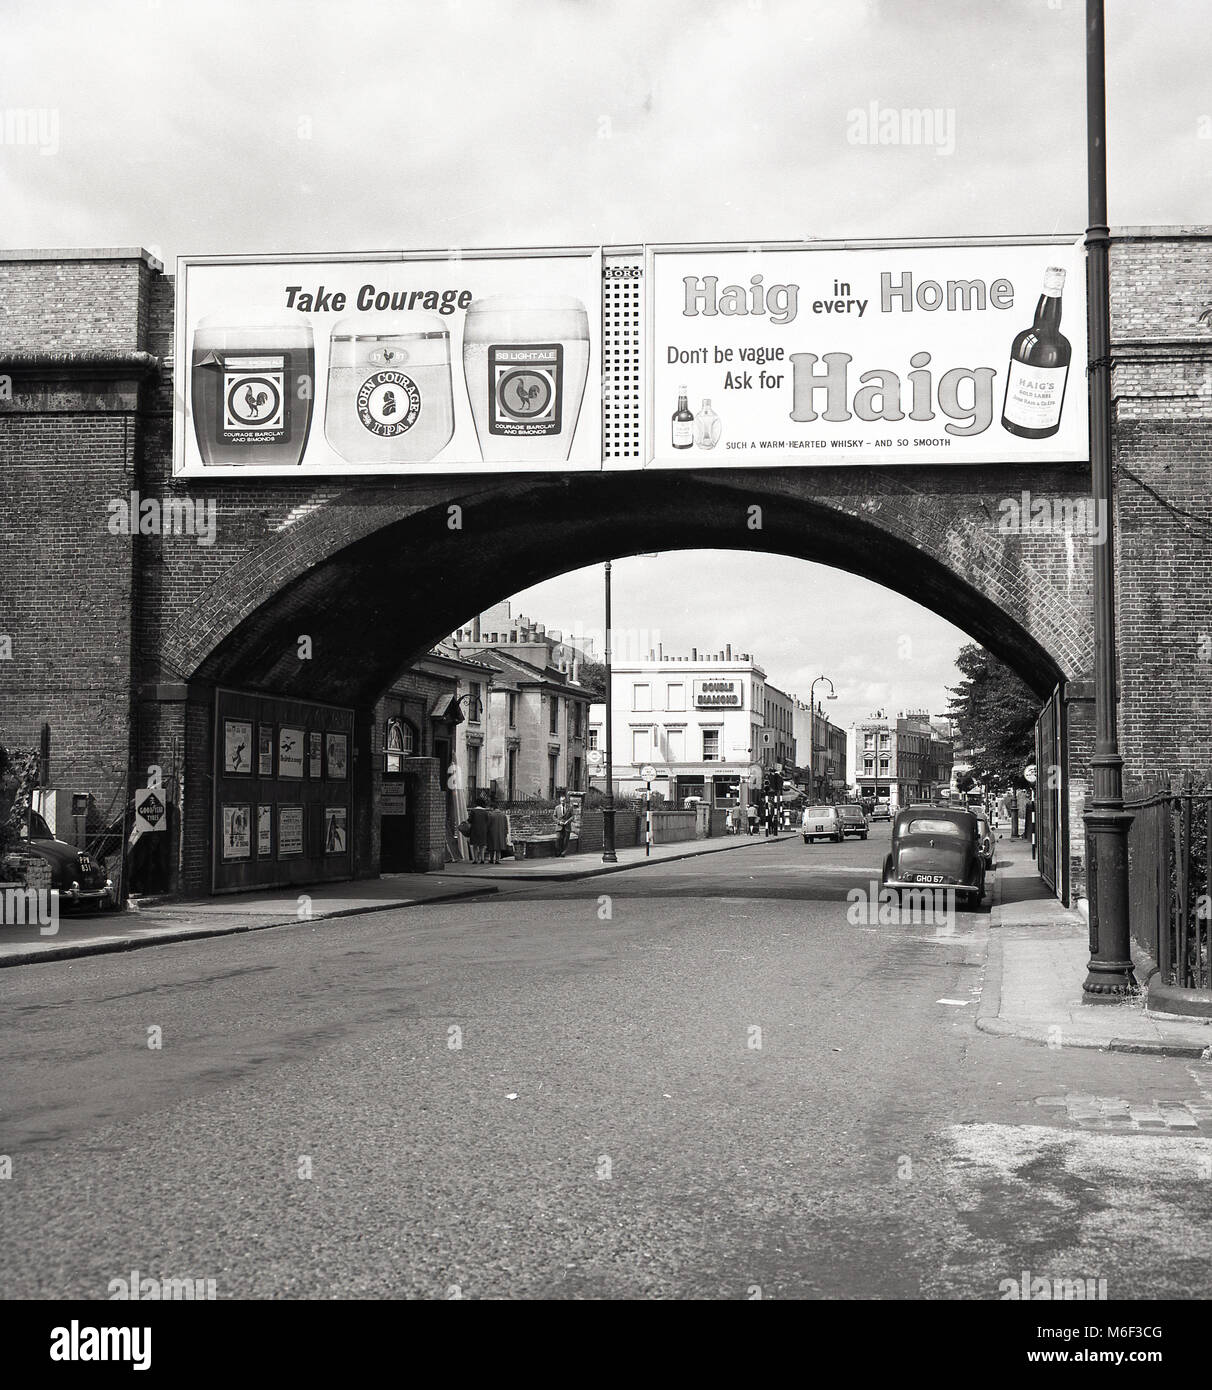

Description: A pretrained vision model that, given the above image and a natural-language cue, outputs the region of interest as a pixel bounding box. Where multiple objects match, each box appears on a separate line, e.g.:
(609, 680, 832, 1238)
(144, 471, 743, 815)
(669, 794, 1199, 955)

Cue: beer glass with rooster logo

(191, 309, 314, 467)
(463, 296, 590, 462)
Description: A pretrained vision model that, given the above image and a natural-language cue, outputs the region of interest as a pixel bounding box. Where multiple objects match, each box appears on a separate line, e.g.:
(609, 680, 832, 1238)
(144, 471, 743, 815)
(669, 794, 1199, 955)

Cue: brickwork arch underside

(175, 468, 1091, 706)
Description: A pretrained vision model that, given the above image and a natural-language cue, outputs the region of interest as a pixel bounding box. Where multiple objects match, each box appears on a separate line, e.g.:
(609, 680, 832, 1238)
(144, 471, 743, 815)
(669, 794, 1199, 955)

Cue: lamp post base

(1081, 803, 1137, 1003)
(601, 806, 617, 863)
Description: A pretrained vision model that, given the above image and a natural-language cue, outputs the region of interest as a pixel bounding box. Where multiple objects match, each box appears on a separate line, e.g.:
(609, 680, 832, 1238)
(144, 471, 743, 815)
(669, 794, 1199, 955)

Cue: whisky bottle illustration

(671, 385, 694, 450)
(694, 398, 721, 449)
(1001, 266, 1071, 439)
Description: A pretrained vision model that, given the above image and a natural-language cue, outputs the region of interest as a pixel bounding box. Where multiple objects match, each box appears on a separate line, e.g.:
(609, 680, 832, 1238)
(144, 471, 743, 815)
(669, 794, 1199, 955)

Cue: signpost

(640, 763, 656, 856)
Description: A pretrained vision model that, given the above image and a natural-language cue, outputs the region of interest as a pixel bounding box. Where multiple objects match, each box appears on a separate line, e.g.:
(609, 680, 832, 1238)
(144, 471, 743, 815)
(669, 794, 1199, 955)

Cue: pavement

(978, 835, 1212, 1056)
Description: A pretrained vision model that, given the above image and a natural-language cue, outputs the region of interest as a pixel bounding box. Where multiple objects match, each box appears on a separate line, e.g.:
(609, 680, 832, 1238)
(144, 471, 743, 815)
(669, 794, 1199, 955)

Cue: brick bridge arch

(167, 465, 1093, 705)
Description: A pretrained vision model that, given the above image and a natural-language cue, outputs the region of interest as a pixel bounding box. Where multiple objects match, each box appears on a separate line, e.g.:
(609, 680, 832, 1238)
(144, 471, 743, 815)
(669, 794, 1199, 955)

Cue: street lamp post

(1082, 0, 1135, 1001)
(808, 675, 836, 800)
(602, 561, 617, 863)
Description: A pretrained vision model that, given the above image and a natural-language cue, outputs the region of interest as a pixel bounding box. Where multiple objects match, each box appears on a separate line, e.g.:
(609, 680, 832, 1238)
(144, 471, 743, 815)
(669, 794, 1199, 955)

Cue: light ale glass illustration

(191, 310, 314, 467)
(325, 314, 454, 464)
(463, 295, 590, 462)
(1001, 266, 1071, 439)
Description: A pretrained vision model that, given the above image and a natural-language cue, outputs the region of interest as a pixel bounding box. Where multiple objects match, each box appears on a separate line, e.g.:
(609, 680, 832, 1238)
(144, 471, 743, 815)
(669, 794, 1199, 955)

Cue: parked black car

(838, 804, 869, 840)
(881, 805, 985, 911)
(16, 810, 115, 910)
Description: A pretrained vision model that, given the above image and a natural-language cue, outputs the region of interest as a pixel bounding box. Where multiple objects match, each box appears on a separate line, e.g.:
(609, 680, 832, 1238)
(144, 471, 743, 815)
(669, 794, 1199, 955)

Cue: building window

(667, 682, 685, 710)
(879, 757, 890, 774)
(864, 732, 874, 750)
(573, 702, 583, 739)
(572, 756, 582, 791)
(384, 716, 415, 773)
(508, 692, 517, 728)
(864, 757, 874, 774)
(702, 729, 720, 761)
(632, 683, 651, 711)
(667, 728, 685, 762)
(549, 696, 559, 735)
(467, 747, 479, 799)
(467, 682, 483, 724)
(507, 748, 517, 801)
(879, 733, 890, 749)
(548, 752, 558, 799)
(632, 728, 652, 763)
(588, 727, 598, 750)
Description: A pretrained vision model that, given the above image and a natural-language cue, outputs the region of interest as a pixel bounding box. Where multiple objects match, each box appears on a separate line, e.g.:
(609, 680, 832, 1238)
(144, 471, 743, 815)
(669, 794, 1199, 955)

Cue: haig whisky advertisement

(173, 247, 601, 478)
(642, 237, 1088, 469)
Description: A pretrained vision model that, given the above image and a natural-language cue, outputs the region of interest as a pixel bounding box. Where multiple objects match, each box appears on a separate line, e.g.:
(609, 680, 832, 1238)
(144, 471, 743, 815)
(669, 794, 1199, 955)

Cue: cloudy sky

(5, 0, 1210, 727)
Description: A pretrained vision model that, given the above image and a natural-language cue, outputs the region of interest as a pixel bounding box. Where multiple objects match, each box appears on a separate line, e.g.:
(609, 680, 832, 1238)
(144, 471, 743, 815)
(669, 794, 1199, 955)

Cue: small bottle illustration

(671, 385, 694, 450)
(1001, 266, 1071, 439)
(694, 398, 721, 449)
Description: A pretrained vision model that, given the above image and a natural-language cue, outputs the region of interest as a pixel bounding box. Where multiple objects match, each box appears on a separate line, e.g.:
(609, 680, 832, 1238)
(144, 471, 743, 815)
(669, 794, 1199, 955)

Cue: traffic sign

(134, 786, 166, 832)
(1024, 764, 1037, 785)
(640, 763, 657, 781)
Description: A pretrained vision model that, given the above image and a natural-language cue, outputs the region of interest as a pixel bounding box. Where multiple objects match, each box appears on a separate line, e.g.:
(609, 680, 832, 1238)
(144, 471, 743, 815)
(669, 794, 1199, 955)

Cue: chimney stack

(726, 643, 732, 660)
(692, 647, 698, 660)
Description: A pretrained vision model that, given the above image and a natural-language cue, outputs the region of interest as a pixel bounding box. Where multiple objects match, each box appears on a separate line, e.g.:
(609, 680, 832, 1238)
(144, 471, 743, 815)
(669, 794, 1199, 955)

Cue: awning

(429, 693, 465, 725)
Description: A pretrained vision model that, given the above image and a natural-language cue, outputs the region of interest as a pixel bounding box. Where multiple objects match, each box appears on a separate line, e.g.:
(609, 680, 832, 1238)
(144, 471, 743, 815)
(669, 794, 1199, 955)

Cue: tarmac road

(2, 827, 1210, 1300)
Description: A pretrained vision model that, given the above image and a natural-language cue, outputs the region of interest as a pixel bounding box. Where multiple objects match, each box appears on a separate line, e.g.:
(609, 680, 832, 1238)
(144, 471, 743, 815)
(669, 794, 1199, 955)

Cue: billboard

(642, 237, 1088, 469)
(694, 677, 743, 708)
(174, 247, 601, 477)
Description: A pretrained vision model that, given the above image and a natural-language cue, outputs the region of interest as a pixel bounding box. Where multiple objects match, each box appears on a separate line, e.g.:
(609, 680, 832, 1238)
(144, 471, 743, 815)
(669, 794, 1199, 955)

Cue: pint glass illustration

(325, 315, 454, 464)
(191, 311, 314, 467)
(463, 296, 590, 462)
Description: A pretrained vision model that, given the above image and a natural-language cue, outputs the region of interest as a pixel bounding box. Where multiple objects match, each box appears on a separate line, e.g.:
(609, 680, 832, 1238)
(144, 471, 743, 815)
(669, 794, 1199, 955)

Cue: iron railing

(1125, 778, 1212, 991)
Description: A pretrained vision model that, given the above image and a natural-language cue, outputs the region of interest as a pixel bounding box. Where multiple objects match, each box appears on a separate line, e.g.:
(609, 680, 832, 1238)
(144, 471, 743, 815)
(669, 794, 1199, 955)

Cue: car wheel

(861, 832, 868, 840)
(802, 836, 809, 844)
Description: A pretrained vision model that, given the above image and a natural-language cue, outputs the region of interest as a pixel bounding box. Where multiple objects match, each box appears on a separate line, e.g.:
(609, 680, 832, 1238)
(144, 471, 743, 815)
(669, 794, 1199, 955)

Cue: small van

(801, 805, 842, 843)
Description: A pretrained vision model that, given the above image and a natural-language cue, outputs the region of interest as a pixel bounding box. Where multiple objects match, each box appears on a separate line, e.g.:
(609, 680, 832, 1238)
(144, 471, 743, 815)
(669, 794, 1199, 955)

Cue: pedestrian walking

(765, 794, 779, 839)
(747, 801, 758, 835)
(488, 801, 509, 865)
(467, 794, 491, 864)
(725, 808, 735, 835)
(552, 789, 573, 857)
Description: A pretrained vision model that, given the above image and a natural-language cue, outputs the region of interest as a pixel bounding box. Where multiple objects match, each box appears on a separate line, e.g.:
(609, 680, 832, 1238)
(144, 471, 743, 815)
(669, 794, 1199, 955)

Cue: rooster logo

(243, 384, 269, 418)
(515, 379, 542, 411)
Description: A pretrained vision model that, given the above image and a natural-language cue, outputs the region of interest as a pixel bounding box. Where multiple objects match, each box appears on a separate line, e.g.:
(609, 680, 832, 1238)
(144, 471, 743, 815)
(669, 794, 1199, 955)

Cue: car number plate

(910, 873, 945, 883)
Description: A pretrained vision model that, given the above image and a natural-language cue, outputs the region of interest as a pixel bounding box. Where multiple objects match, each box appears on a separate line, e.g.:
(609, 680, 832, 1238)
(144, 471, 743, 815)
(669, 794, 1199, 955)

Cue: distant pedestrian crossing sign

(134, 787, 166, 832)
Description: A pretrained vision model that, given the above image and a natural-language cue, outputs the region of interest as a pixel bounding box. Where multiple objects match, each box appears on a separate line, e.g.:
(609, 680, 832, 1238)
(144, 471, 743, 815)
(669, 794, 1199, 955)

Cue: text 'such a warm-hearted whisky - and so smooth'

(1001, 265, 1071, 440)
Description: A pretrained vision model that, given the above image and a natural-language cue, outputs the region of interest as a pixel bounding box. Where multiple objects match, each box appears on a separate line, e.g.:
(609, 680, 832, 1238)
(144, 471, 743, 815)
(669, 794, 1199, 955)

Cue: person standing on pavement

(487, 799, 509, 865)
(747, 801, 758, 835)
(765, 793, 779, 839)
(468, 794, 491, 865)
(552, 789, 573, 857)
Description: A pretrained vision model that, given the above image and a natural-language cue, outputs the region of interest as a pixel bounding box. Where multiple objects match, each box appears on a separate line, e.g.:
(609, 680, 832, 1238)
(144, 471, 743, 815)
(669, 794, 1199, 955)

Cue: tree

(947, 645, 1040, 796)
(576, 658, 607, 702)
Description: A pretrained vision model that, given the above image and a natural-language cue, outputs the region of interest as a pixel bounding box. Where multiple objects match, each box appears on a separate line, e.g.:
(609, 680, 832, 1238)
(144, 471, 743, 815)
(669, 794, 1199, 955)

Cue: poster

(221, 804, 250, 859)
(174, 247, 601, 478)
(642, 238, 1088, 469)
(309, 730, 323, 778)
(257, 804, 272, 856)
(324, 806, 348, 855)
(278, 805, 304, 856)
(258, 726, 274, 777)
(223, 719, 253, 774)
(326, 731, 348, 780)
(278, 727, 304, 778)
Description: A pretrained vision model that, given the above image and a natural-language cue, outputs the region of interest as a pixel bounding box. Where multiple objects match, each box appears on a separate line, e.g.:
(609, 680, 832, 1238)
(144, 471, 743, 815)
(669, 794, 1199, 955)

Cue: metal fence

(1125, 778, 1212, 991)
